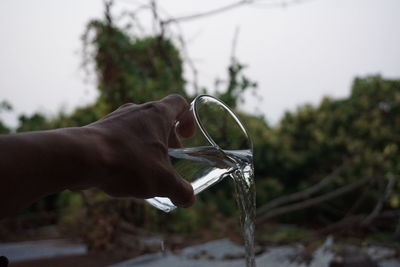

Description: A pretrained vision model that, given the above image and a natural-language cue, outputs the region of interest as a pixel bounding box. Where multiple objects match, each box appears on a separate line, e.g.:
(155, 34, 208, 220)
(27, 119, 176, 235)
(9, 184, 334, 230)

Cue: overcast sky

(0, 0, 399, 127)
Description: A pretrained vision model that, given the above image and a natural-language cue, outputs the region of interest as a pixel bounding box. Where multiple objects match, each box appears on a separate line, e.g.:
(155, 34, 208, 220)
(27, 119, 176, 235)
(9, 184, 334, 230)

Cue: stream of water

(227, 150, 256, 267)
(174, 147, 256, 267)
(147, 146, 256, 266)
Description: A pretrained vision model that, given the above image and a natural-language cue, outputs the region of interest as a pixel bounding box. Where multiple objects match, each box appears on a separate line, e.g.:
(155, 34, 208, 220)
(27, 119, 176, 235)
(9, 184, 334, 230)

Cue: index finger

(160, 94, 195, 138)
(159, 94, 190, 121)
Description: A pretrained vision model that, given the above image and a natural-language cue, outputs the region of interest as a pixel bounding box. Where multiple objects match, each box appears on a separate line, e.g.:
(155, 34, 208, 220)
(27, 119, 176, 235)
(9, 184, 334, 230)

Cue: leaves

(3, 1, 399, 236)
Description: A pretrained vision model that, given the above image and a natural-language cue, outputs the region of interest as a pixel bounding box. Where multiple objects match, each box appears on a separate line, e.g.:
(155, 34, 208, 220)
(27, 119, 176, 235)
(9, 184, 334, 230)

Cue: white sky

(0, 0, 399, 127)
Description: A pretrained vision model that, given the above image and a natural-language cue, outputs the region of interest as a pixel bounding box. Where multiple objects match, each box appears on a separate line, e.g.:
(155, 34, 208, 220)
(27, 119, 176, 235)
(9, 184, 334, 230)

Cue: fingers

(157, 165, 195, 208)
(176, 110, 196, 138)
(161, 94, 195, 143)
(168, 176, 195, 208)
(168, 127, 182, 148)
(159, 94, 190, 121)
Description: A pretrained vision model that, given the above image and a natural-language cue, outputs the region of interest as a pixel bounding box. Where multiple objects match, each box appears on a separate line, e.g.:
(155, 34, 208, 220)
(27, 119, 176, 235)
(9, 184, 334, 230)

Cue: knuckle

(118, 103, 134, 110)
(143, 102, 168, 115)
(169, 93, 184, 100)
(170, 94, 189, 107)
(122, 102, 134, 107)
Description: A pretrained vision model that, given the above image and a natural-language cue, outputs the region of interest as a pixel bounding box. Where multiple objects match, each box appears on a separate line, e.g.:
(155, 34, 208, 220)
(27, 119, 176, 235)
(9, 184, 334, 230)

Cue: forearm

(0, 127, 102, 217)
(0, 95, 196, 218)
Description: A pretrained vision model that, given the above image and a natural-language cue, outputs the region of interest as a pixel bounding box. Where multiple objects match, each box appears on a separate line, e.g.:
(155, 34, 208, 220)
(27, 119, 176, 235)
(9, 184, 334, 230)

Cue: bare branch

(80, 190, 94, 208)
(161, 0, 315, 25)
(250, 0, 316, 9)
(362, 175, 397, 226)
(177, 35, 200, 95)
(163, 0, 251, 25)
(150, 0, 165, 37)
(319, 209, 400, 235)
(256, 176, 371, 225)
(231, 26, 240, 61)
(256, 162, 349, 215)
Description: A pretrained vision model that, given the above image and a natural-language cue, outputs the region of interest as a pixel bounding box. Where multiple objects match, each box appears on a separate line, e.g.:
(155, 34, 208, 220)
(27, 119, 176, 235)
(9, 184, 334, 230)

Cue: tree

(256, 75, 400, 228)
(0, 100, 12, 134)
(82, 2, 187, 112)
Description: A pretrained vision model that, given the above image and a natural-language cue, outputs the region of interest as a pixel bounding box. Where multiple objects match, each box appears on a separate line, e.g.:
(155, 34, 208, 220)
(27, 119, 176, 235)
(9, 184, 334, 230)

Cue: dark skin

(0, 94, 196, 218)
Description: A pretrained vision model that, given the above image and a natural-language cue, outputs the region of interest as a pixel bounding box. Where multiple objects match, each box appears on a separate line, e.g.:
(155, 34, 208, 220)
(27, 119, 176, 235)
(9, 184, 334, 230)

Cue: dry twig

(362, 175, 397, 226)
(257, 176, 371, 224)
(257, 162, 349, 215)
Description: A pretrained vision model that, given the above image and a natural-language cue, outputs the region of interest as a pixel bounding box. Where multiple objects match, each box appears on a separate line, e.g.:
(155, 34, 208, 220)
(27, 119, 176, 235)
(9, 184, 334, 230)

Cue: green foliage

(0, 121, 10, 134)
(57, 190, 84, 227)
(5, 0, 400, 244)
(82, 7, 187, 111)
(0, 100, 12, 134)
(216, 59, 257, 109)
(366, 231, 397, 244)
(254, 75, 400, 219)
(52, 105, 104, 128)
(257, 226, 312, 244)
(256, 178, 284, 205)
(0, 100, 12, 111)
(17, 113, 50, 132)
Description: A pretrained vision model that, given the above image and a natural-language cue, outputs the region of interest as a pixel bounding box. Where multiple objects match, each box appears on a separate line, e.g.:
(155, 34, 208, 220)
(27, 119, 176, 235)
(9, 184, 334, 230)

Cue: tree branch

(231, 26, 240, 61)
(256, 176, 371, 225)
(162, 0, 252, 25)
(319, 209, 400, 235)
(256, 162, 349, 215)
(362, 175, 397, 226)
(161, 0, 315, 25)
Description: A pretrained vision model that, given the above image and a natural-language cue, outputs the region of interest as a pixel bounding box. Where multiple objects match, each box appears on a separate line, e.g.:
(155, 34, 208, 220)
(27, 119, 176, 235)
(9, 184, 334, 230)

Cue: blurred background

(0, 0, 400, 266)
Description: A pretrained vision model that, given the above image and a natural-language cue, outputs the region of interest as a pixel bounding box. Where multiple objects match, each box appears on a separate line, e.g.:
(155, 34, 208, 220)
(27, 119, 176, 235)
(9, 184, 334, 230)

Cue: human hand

(85, 94, 195, 208)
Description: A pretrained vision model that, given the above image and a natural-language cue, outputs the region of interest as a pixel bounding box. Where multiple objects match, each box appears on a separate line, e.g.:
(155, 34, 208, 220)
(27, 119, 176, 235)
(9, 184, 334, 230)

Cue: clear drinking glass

(146, 94, 252, 212)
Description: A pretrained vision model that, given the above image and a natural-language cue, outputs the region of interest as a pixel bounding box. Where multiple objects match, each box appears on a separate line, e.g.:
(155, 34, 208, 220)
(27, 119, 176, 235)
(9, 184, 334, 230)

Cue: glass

(146, 95, 252, 212)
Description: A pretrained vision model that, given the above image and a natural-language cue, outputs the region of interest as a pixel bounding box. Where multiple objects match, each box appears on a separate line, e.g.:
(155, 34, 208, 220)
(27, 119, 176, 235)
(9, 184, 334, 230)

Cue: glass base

(146, 197, 177, 212)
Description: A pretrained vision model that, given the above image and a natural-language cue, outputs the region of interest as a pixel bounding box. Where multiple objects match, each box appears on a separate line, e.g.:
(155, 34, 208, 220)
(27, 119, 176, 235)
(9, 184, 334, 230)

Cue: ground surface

(1, 238, 400, 267)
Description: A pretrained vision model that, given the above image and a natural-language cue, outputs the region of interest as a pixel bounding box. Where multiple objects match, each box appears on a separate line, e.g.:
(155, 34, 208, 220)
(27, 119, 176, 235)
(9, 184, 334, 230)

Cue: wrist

(61, 127, 109, 190)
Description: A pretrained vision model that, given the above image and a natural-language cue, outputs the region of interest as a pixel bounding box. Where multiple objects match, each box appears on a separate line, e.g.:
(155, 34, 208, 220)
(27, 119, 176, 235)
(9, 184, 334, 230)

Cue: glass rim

(192, 94, 252, 151)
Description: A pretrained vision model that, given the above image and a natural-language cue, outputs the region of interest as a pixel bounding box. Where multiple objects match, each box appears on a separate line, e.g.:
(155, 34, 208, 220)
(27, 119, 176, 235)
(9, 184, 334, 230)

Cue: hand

(85, 94, 196, 208)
